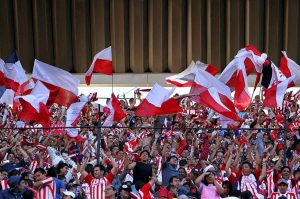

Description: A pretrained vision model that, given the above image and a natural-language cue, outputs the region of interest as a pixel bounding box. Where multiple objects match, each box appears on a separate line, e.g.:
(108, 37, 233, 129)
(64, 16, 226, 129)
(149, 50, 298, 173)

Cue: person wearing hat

(62, 190, 75, 199)
(117, 184, 131, 199)
(0, 176, 26, 199)
(270, 178, 297, 199)
(104, 185, 117, 199)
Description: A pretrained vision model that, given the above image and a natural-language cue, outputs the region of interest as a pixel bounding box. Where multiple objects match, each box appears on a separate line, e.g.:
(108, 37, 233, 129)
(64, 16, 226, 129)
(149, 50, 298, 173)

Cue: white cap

(203, 165, 214, 173)
(63, 191, 75, 198)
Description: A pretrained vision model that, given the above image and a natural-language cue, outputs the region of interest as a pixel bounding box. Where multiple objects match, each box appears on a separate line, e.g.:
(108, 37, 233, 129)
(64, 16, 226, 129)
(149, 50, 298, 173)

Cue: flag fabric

(280, 51, 300, 86)
(85, 46, 112, 85)
(3, 52, 28, 91)
(32, 59, 80, 107)
(66, 101, 87, 138)
(261, 61, 286, 88)
(135, 84, 182, 117)
(15, 81, 51, 126)
(218, 45, 269, 111)
(190, 70, 242, 121)
(102, 93, 127, 128)
(0, 59, 5, 85)
(263, 76, 295, 109)
(0, 89, 15, 106)
(166, 60, 219, 87)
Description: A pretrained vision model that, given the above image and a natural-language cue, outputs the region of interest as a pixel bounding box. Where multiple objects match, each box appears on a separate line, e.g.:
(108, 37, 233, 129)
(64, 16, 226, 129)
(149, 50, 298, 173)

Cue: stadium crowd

(0, 89, 299, 199)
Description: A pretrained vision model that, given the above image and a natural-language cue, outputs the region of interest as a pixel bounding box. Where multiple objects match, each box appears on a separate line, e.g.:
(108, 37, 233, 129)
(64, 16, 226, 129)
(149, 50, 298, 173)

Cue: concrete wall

(0, 0, 300, 78)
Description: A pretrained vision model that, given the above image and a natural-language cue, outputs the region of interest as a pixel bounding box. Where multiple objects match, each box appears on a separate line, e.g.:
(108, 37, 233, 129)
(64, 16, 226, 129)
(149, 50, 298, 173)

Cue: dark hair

(8, 169, 20, 177)
(47, 167, 58, 178)
(202, 173, 213, 186)
(85, 164, 94, 174)
(94, 164, 106, 172)
(34, 168, 46, 175)
(222, 180, 233, 196)
(22, 189, 34, 199)
(240, 190, 253, 199)
(139, 150, 150, 157)
(166, 184, 176, 191)
(241, 161, 253, 169)
(169, 176, 179, 184)
(280, 166, 291, 173)
(56, 162, 68, 174)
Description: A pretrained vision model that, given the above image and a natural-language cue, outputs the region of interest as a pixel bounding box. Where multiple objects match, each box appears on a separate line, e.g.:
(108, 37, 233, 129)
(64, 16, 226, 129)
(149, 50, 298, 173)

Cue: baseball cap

(278, 178, 288, 185)
(120, 184, 131, 192)
(8, 176, 21, 189)
(63, 191, 75, 198)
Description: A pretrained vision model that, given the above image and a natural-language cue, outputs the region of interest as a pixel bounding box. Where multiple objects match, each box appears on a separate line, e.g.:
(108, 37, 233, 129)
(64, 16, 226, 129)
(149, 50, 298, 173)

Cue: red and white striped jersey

(270, 192, 297, 199)
(240, 174, 261, 199)
(137, 182, 153, 199)
(36, 177, 56, 199)
(81, 183, 91, 199)
(0, 180, 9, 190)
(85, 172, 115, 199)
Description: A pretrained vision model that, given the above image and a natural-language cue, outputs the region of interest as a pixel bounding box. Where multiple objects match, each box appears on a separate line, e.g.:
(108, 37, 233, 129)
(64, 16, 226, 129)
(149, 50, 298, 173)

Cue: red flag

(32, 59, 80, 107)
(135, 84, 182, 117)
(15, 81, 51, 127)
(166, 60, 219, 87)
(280, 51, 300, 86)
(190, 70, 242, 121)
(85, 46, 112, 85)
(263, 76, 295, 108)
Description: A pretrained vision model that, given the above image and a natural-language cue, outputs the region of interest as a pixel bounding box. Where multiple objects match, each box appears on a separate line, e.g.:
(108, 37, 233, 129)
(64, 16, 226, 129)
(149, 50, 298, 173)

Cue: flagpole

(112, 73, 114, 93)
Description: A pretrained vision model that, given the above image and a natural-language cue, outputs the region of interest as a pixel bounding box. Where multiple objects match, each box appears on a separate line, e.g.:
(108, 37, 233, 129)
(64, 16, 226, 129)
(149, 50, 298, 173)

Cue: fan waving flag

(32, 59, 80, 107)
(280, 51, 300, 86)
(190, 70, 242, 121)
(166, 60, 219, 87)
(135, 84, 182, 117)
(15, 81, 51, 126)
(102, 93, 126, 129)
(3, 52, 28, 91)
(218, 45, 269, 111)
(66, 101, 88, 138)
(85, 46, 112, 85)
(263, 76, 295, 109)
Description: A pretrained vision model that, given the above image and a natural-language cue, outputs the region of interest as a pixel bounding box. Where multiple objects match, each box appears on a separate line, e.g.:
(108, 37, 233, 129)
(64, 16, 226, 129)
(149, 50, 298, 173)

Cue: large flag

(190, 70, 242, 121)
(263, 76, 295, 109)
(66, 101, 87, 138)
(85, 46, 112, 85)
(102, 93, 126, 128)
(135, 84, 182, 117)
(32, 59, 80, 107)
(218, 45, 269, 110)
(15, 81, 50, 126)
(280, 51, 300, 86)
(3, 52, 28, 91)
(0, 59, 5, 86)
(261, 61, 286, 88)
(166, 60, 219, 87)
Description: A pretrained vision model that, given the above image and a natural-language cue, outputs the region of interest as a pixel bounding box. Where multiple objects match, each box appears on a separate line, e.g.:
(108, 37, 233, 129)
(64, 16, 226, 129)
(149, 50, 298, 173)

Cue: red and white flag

(3, 52, 28, 91)
(0, 59, 5, 85)
(102, 93, 126, 128)
(85, 46, 112, 85)
(66, 101, 87, 138)
(280, 51, 300, 86)
(15, 81, 51, 126)
(0, 89, 15, 106)
(135, 84, 182, 117)
(166, 60, 219, 87)
(32, 59, 80, 107)
(263, 76, 295, 109)
(218, 46, 268, 111)
(190, 70, 242, 121)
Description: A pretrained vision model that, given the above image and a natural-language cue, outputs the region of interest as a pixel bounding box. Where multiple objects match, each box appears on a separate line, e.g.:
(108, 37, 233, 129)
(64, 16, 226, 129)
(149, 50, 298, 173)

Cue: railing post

(96, 104, 102, 165)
